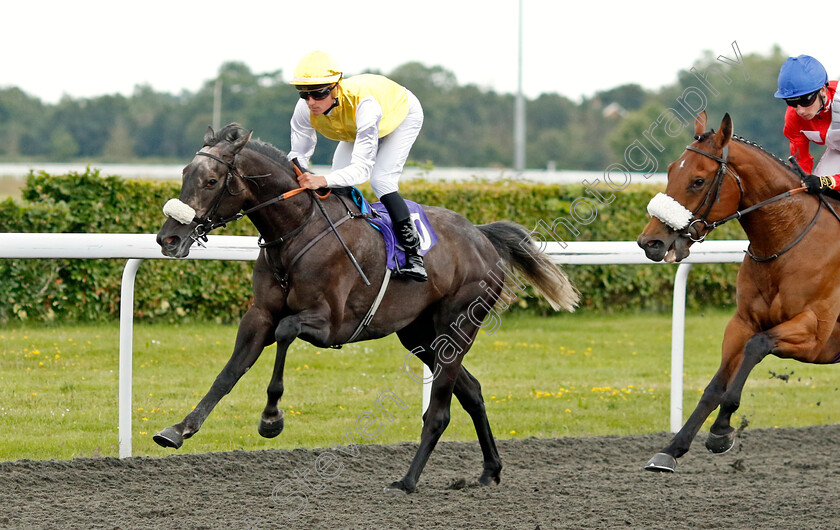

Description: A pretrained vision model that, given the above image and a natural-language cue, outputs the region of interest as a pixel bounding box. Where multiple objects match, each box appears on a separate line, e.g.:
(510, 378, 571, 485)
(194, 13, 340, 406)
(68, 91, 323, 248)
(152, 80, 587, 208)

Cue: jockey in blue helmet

(775, 55, 840, 193)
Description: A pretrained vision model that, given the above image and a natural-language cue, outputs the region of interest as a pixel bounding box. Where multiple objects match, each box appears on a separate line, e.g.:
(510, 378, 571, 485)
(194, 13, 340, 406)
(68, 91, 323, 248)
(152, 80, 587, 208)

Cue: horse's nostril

(165, 236, 178, 247)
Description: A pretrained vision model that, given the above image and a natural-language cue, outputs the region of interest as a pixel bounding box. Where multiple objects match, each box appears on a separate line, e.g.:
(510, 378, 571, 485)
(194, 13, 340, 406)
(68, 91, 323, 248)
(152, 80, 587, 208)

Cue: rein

(290, 158, 371, 286)
(701, 186, 809, 231)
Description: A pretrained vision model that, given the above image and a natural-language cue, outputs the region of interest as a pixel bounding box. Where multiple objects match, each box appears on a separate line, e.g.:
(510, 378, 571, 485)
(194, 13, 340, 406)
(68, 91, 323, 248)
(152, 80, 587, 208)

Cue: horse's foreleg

(258, 318, 298, 438)
(259, 308, 333, 439)
(646, 316, 753, 472)
(257, 340, 289, 438)
(153, 306, 276, 449)
(700, 333, 772, 453)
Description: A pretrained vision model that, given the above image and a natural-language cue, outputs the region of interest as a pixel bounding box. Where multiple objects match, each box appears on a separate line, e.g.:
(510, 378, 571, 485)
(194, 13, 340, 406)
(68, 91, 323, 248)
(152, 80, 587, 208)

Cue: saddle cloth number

(412, 213, 433, 251)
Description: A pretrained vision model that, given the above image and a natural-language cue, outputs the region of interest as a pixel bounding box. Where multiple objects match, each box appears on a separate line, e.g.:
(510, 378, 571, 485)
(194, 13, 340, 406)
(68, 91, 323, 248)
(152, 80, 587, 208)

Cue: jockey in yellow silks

(287, 51, 427, 282)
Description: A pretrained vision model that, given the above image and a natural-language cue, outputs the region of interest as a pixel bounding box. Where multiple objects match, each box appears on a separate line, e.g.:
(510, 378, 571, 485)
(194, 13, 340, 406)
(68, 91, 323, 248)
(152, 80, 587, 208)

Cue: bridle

(680, 143, 743, 242)
(186, 150, 309, 246)
(174, 149, 372, 286)
(680, 140, 825, 262)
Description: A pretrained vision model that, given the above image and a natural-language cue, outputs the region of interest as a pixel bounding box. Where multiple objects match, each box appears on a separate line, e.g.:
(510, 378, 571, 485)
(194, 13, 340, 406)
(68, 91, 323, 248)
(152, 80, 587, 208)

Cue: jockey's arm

(288, 99, 318, 168)
(323, 97, 381, 188)
(785, 123, 815, 174)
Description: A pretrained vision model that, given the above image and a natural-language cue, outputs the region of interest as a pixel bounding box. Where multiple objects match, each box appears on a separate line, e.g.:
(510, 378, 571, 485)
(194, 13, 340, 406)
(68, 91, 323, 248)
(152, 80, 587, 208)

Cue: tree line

(0, 47, 799, 170)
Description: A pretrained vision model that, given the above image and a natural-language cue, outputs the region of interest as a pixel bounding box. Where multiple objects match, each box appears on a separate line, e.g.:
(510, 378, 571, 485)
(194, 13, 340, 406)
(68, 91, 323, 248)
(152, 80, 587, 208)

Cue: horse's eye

(691, 178, 705, 188)
(206, 178, 218, 187)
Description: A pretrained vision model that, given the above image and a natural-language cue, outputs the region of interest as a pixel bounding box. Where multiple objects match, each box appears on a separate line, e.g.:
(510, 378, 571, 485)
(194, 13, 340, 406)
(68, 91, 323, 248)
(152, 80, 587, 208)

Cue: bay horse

(154, 123, 579, 492)
(637, 111, 840, 472)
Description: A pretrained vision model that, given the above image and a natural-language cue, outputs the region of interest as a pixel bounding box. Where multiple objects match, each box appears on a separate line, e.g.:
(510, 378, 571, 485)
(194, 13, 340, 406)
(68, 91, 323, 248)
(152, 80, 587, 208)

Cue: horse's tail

(478, 221, 579, 312)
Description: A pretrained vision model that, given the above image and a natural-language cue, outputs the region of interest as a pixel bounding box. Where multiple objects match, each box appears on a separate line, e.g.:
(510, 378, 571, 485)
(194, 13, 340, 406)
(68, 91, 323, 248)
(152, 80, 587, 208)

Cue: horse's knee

(274, 319, 299, 343)
(743, 333, 773, 361)
(696, 378, 726, 407)
(719, 395, 740, 416)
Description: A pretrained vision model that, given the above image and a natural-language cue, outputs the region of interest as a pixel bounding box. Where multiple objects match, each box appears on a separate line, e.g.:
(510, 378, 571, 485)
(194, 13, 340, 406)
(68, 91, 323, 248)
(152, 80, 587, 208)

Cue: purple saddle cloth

(367, 201, 438, 273)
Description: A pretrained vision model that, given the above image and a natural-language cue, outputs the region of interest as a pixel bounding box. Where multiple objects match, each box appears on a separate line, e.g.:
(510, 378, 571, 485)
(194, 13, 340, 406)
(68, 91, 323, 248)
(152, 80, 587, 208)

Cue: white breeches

(331, 90, 424, 198)
(815, 148, 840, 176)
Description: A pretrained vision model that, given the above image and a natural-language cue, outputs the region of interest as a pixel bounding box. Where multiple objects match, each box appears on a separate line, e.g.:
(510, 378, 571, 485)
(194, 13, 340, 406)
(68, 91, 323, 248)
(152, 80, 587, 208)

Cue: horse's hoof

(153, 426, 184, 449)
(478, 470, 501, 486)
(258, 411, 285, 438)
(383, 480, 415, 494)
(644, 452, 677, 472)
(705, 430, 737, 454)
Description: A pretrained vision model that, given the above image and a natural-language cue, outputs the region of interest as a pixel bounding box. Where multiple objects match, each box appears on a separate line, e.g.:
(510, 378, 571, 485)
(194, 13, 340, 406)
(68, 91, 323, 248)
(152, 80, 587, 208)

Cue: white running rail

(0, 233, 747, 457)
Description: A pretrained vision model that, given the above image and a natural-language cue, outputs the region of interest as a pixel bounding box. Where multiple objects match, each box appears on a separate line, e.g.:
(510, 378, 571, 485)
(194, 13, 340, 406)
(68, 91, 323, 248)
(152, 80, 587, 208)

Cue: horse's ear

(717, 113, 733, 147)
(203, 126, 215, 146)
(231, 129, 253, 154)
(694, 111, 707, 136)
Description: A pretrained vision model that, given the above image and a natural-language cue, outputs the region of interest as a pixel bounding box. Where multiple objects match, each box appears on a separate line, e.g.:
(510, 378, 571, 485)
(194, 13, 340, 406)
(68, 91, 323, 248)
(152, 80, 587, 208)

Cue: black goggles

(784, 90, 821, 108)
(298, 86, 334, 101)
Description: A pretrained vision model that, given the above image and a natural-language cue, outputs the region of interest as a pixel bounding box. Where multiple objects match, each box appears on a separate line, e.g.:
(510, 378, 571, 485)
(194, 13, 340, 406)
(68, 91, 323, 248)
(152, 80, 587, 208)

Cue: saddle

(335, 186, 438, 274)
(322, 186, 438, 348)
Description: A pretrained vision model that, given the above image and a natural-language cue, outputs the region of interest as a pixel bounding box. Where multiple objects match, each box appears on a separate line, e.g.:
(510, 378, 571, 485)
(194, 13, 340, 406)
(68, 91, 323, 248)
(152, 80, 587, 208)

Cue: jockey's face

(298, 85, 336, 116)
(793, 87, 826, 120)
(306, 93, 335, 116)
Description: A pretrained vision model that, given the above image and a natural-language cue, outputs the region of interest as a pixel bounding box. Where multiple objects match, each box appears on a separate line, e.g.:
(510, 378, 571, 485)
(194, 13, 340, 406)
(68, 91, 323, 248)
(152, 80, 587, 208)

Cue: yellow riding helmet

(291, 51, 342, 86)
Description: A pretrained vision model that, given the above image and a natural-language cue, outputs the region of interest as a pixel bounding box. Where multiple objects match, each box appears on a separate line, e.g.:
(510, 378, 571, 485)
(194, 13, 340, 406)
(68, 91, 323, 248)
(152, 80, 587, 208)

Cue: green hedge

(0, 169, 745, 323)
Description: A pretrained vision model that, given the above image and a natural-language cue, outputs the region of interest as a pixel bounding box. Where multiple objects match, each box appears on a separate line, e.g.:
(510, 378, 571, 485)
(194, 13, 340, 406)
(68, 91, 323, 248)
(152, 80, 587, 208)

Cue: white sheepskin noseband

(646, 193, 692, 230)
(163, 199, 197, 225)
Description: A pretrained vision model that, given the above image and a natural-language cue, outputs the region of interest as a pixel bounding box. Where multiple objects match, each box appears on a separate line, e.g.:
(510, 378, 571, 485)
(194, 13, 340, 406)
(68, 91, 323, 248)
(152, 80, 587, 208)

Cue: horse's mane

(205, 122, 294, 170)
(695, 130, 798, 177)
(732, 135, 796, 173)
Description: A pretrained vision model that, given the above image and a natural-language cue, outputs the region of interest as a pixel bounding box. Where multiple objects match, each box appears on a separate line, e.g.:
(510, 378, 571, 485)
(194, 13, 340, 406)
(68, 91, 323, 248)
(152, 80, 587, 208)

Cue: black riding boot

(379, 191, 428, 282)
(393, 217, 428, 282)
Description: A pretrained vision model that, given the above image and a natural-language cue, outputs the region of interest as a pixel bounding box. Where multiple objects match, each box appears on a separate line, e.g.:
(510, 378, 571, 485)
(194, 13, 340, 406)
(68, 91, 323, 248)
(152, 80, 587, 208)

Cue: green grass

(1, 309, 838, 461)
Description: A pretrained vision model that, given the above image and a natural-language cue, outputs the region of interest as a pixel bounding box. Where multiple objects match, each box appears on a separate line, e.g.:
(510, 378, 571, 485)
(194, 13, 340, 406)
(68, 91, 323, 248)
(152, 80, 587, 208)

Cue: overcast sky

(4, 1, 838, 104)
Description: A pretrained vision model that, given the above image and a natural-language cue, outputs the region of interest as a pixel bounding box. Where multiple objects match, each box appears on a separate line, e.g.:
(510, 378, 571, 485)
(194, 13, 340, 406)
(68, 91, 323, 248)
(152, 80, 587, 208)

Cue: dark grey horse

(154, 124, 578, 492)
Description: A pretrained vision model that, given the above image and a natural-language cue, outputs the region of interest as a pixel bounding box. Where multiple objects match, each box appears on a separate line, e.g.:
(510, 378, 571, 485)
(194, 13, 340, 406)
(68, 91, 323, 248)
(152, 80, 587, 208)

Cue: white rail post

(422, 365, 432, 418)
(670, 263, 693, 433)
(119, 258, 143, 458)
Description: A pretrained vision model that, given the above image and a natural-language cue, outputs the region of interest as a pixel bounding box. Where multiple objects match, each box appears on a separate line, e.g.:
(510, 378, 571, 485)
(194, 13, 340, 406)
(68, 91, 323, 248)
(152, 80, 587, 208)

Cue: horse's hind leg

(403, 337, 502, 486)
(153, 306, 277, 449)
(392, 295, 498, 492)
(453, 366, 502, 486)
(388, 357, 460, 493)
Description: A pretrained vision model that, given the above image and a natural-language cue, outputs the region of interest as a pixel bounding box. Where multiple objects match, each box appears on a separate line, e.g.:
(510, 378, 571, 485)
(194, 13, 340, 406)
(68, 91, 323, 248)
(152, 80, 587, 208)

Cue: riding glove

(801, 174, 840, 194)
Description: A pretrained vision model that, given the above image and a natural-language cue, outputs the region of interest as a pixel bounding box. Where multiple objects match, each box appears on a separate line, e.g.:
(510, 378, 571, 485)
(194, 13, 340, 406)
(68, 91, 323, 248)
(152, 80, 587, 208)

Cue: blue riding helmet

(775, 55, 828, 98)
